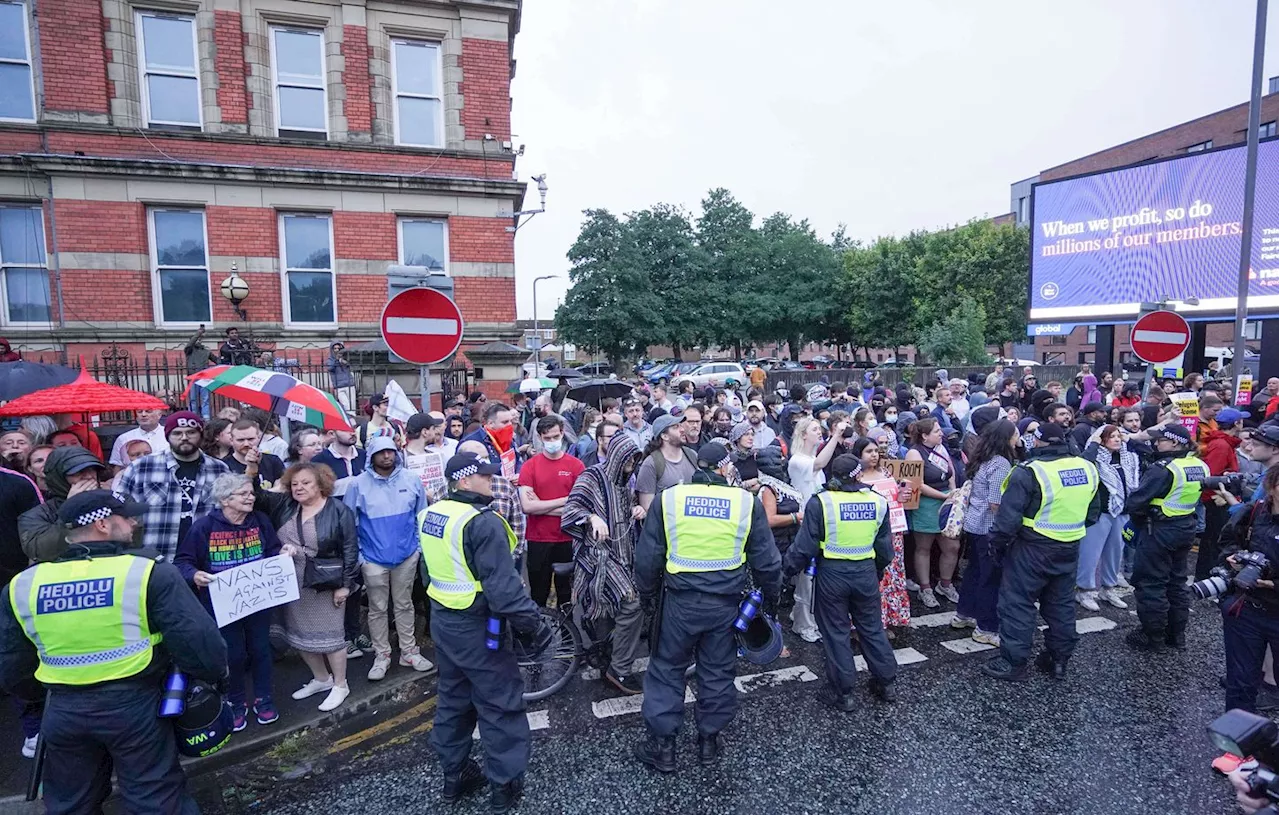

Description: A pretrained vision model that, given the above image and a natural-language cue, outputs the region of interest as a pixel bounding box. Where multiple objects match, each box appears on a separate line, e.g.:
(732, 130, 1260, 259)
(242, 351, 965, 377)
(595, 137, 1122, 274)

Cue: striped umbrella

(185, 365, 353, 431)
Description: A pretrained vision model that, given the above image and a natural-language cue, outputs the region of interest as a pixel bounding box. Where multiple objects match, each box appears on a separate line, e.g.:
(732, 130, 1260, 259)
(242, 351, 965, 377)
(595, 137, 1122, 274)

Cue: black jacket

(1219, 498, 1279, 611)
(989, 445, 1104, 550)
(1124, 450, 1197, 527)
(255, 491, 360, 592)
(785, 482, 894, 576)
(19, 446, 106, 564)
(0, 468, 40, 581)
(0, 542, 228, 700)
(634, 471, 782, 605)
(426, 490, 540, 633)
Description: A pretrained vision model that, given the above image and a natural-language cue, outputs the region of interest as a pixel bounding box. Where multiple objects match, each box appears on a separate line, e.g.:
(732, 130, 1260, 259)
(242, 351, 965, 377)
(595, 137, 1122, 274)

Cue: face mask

(543, 439, 563, 455)
(884, 413, 897, 423)
(867, 418, 878, 428)
(1021, 433, 1035, 450)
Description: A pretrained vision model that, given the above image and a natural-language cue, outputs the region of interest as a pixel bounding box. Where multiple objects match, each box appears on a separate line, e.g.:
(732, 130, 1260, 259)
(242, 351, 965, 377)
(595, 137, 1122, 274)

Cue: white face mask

(543, 439, 563, 455)
(867, 418, 878, 428)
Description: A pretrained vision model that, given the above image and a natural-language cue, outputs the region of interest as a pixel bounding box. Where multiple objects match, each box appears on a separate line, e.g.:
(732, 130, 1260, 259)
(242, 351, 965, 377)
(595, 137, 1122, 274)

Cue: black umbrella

(547, 368, 585, 379)
(0, 361, 80, 401)
(565, 378, 633, 406)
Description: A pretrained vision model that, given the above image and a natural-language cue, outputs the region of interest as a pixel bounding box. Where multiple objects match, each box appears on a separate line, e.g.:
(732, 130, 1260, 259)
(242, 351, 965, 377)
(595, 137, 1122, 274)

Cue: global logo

(1040, 282, 1060, 300)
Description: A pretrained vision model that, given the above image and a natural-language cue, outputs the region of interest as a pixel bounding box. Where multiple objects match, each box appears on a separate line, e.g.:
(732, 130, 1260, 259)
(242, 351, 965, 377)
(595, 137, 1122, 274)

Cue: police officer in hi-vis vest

(982, 422, 1101, 681)
(419, 453, 552, 814)
(784, 455, 897, 710)
(0, 491, 227, 814)
(1123, 423, 1207, 651)
(633, 442, 782, 772)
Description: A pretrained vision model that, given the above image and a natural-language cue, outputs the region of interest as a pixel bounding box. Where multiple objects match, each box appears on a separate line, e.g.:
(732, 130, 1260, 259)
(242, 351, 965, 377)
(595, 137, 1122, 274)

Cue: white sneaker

(1099, 587, 1129, 609)
(905, 578, 921, 592)
(935, 583, 960, 604)
(950, 614, 977, 630)
(317, 684, 350, 712)
(971, 628, 1000, 647)
(21, 736, 37, 759)
(797, 628, 822, 643)
(368, 653, 392, 681)
(1076, 590, 1100, 612)
(1115, 574, 1131, 589)
(399, 652, 436, 673)
(291, 676, 334, 700)
(919, 587, 940, 609)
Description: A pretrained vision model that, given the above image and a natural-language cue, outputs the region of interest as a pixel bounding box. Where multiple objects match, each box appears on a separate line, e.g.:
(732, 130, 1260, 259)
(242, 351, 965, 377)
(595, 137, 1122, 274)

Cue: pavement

(182, 587, 1264, 815)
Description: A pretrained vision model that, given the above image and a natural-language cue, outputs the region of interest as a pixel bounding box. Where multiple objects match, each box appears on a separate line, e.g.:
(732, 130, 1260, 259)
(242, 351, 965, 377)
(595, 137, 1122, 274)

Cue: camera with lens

(1205, 473, 1246, 497)
(1192, 552, 1273, 600)
(1208, 709, 1278, 812)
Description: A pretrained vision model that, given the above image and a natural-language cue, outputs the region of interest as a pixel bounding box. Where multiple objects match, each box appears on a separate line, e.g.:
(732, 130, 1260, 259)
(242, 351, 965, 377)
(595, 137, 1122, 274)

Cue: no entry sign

(1130, 310, 1191, 365)
(380, 287, 465, 366)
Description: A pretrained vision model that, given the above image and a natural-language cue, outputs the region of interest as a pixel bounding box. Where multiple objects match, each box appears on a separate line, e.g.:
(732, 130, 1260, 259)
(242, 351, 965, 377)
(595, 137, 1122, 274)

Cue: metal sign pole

(1230, 0, 1267, 383)
(421, 365, 431, 413)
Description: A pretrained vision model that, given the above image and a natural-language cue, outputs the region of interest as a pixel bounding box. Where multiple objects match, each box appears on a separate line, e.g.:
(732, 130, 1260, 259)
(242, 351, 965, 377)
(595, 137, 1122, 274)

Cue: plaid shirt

(118, 449, 229, 561)
(427, 475, 527, 556)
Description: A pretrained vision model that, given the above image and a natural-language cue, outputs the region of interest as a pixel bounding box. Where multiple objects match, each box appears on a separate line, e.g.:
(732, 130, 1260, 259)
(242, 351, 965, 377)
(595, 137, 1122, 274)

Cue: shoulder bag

(298, 510, 344, 591)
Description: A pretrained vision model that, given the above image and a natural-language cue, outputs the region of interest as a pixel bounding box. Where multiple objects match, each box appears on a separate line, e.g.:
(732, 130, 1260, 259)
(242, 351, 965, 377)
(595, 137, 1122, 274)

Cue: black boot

(633, 734, 677, 773)
(696, 733, 720, 767)
(488, 778, 523, 814)
(1125, 628, 1166, 652)
(1034, 651, 1067, 680)
(870, 679, 897, 703)
(1165, 630, 1187, 651)
(980, 656, 1029, 681)
(441, 759, 485, 803)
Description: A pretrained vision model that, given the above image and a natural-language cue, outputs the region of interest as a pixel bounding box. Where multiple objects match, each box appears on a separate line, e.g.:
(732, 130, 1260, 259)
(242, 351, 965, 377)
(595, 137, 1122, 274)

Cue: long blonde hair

(792, 416, 822, 456)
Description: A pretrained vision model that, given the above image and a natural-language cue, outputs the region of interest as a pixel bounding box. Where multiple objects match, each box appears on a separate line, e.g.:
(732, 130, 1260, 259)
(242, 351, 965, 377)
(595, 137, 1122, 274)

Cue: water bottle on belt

(158, 666, 187, 718)
(806, 558, 817, 576)
(485, 617, 503, 650)
(734, 589, 763, 632)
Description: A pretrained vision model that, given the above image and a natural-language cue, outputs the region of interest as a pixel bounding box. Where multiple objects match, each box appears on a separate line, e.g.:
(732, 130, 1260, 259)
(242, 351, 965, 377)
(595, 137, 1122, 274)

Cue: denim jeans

(187, 384, 210, 419)
(1077, 513, 1128, 590)
(1221, 598, 1279, 713)
(956, 532, 1000, 631)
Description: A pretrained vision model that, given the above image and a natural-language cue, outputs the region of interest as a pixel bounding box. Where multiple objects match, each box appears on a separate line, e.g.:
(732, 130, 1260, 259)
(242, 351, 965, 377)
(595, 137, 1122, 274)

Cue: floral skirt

(880, 531, 910, 627)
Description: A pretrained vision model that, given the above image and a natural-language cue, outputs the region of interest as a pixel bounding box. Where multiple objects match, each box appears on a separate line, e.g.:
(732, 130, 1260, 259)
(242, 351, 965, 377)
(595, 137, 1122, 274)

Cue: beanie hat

(164, 410, 204, 436)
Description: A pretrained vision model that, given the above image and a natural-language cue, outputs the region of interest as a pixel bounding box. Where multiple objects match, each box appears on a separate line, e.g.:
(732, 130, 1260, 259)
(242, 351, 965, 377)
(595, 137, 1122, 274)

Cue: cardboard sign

(884, 459, 923, 510)
(1235, 374, 1253, 407)
(208, 555, 299, 628)
(500, 447, 517, 479)
(1172, 391, 1200, 436)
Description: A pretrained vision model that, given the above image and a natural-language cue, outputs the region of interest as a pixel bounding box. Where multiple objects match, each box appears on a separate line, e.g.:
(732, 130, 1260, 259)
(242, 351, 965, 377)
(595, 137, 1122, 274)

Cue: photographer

(1198, 407, 1249, 580)
(1217, 464, 1279, 716)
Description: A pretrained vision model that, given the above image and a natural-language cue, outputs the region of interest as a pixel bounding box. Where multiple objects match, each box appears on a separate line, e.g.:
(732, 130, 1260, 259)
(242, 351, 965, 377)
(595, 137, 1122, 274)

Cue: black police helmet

(175, 681, 234, 758)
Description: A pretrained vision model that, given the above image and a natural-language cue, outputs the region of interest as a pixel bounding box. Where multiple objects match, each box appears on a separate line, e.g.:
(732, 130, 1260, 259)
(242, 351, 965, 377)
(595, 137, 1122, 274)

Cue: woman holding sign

(851, 438, 911, 634)
(176, 473, 295, 731)
(905, 418, 960, 609)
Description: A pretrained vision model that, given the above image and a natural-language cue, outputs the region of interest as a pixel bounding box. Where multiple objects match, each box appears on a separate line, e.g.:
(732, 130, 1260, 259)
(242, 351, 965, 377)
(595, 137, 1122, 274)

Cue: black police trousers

(429, 609, 530, 785)
(641, 590, 738, 738)
(43, 683, 198, 815)
(1132, 516, 1196, 638)
(1220, 596, 1279, 714)
(997, 536, 1080, 667)
(815, 560, 897, 693)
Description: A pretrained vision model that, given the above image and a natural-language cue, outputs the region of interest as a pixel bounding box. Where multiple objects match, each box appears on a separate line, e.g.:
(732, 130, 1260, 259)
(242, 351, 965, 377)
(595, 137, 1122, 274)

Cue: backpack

(648, 446, 698, 487)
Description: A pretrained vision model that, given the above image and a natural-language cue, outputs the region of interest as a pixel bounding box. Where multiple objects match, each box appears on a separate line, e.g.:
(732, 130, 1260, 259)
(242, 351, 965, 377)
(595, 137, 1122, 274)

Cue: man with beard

(19, 446, 110, 563)
(118, 411, 228, 561)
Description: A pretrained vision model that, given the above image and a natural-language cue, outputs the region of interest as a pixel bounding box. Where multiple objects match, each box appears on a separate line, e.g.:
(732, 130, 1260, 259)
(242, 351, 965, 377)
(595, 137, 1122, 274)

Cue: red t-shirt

(518, 452, 584, 543)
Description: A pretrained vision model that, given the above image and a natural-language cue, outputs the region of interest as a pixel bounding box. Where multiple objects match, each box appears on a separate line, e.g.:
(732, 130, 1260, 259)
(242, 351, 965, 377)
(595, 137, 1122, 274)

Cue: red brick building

(0, 0, 525, 369)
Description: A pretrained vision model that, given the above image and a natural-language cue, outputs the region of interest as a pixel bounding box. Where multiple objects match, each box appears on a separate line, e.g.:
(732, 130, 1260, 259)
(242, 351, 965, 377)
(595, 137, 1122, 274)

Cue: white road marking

(908, 611, 958, 629)
(592, 686, 694, 719)
(941, 637, 997, 655)
(473, 710, 549, 739)
(734, 665, 819, 693)
(855, 647, 927, 672)
(1035, 616, 1118, 634)
(384, 316, 458, 335)
(581, 656, 650, 682)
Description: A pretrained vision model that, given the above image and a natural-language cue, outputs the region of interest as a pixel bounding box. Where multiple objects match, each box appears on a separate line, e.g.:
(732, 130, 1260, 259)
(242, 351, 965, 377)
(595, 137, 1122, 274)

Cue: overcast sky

(509, 0, 1279, 320)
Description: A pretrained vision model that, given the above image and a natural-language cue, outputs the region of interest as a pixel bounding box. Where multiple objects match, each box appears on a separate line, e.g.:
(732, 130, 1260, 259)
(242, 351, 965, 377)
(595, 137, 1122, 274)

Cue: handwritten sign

(1172, 391, 1200, 437)
(208, 555, 299, 628)
(1235, 374, 1253, 407)
(884, 459, 924, 510)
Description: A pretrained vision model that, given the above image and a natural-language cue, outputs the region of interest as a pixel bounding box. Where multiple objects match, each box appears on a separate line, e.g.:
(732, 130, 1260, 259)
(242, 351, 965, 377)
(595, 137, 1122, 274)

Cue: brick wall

(208, 206, 277, 256)
(214, 11, 250, 126)
(61, 269, 151, 323)
(454, 277, 515, 322)
(459, 38, 511, 141)
(341, 26, 373, 136)
(54, 201, 146, 253)
(449, 216, 514, 263)
(334, 212, 396, 259)
(37, 0, 110, 116)
(333, 275, 388, 322)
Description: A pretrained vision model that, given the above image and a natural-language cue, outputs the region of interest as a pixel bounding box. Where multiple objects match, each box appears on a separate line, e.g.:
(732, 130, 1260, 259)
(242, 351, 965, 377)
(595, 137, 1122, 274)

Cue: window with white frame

(391, 40, 443, 147)
(281, 213, 334, 324)
(150, 209, 211, 324)
(1186, 140, 1212, 153)
(137, 11, 201, 128)
(398, 217, 447, 272)
(0, 2, 36, 122)
(1086, 325, 1097, 344)
(0, 205, 51, 324)
(1260, 121, 1277, 139)
(271, 28, 327, 138)
(1243, 321, 1263, 341)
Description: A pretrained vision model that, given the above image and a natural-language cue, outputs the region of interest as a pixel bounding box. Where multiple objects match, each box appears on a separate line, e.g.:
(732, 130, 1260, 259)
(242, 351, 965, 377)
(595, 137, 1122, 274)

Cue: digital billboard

(1029, 139, 1279, 322)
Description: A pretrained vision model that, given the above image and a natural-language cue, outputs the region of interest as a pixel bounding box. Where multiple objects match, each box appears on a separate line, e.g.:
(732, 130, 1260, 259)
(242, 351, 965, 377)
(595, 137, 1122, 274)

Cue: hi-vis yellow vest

(1018, 457, 1099, 542)
(1151, 455, 1208, 517)
(419, 499, 516, 610)
(9, 555, 161, 685)
(817, 489, 887, 560)
(661, 483, 752, 573)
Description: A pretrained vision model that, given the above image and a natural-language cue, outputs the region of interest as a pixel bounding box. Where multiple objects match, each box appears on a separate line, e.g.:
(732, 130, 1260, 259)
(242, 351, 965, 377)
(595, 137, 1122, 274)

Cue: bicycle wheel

(519, 607, 583, 702)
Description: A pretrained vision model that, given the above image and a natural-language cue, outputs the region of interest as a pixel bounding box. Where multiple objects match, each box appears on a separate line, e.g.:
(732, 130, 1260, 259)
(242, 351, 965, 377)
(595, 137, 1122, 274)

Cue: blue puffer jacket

(343, 436, 426, 567)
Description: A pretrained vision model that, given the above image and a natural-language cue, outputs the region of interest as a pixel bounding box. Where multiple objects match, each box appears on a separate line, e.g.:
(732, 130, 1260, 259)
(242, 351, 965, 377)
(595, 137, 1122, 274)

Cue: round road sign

(1130, 310, 1191, 365)
(380, 287, 465, 366)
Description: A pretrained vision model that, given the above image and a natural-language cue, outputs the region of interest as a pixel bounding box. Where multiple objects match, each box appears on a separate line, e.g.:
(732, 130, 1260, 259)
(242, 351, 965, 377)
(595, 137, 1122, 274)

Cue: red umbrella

(0, 368, 169, 417)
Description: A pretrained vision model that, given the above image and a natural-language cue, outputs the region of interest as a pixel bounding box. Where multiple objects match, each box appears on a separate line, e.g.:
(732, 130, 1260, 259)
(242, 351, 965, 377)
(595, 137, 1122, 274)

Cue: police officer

(1124, 423, 1207, 651)
(633, 442, 782, 772)
(419, 453, 551, 813)
(0, 491, 227, 814)
(982, 422, 1101, 681)
(784, 454, 897, 710)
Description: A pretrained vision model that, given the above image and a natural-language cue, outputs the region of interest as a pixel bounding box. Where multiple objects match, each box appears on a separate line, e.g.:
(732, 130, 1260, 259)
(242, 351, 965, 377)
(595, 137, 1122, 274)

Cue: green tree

(844, 233, 924, 360)
(755, 214, 844, 359)
(917, 296, 991, 366)
(628, 204, 707, 358)
(914, 220, 1030, 346)
(554, 209, 664, 371)
(695, 189, 762, 355)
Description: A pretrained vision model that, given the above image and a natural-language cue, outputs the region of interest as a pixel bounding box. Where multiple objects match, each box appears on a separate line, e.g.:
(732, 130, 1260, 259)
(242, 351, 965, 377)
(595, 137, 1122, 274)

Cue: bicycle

(518, 562, 611, 701)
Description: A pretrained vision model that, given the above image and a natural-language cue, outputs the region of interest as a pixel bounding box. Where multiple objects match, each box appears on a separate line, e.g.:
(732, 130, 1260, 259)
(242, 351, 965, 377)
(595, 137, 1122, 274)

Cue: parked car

(649, 361, 700, 385)
(574, 362, 614, 377)
(672, 362, 748, 390)
(775, 360, 804, 371)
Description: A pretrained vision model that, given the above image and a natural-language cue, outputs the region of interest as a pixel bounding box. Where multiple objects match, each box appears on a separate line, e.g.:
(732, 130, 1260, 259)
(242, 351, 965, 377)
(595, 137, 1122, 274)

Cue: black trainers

(870, 679, 897, 703)
(1125, 629, 1166, 652)
(604, 668, 644, 696)
(1034, 651, 1067, 680)
(980, 656, 1029, 681)
(696, 733, 720, 767)
(1165, 631, 1187, 651)
(488, 778, 523, 814)
(441, 759, 485, 803)
(633, 734, 677, 773)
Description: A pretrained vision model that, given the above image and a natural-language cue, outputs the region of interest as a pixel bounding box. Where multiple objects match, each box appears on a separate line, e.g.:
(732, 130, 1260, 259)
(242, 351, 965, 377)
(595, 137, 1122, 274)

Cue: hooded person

(0, 337, 19, 362)
(18, 446, 110, 563)
(1026, 389, 1056, 422)
(1080, 374, 1102, 408)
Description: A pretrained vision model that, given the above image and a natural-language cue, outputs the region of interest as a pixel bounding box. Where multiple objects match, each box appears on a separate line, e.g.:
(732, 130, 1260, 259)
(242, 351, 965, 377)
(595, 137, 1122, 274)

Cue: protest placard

(208, 554, 299, 628)
(884, 459, 924, 510)
(1235, 374, 1253, 407)
(1172, 391, 1200, 436)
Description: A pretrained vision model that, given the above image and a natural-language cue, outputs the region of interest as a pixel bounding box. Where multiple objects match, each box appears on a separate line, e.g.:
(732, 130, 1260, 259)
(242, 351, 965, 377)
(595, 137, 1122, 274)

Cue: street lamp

(507, 174, 549, 233)
(220, 263, 250, 321)
(532, 274, 560, 374)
